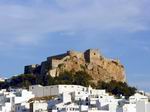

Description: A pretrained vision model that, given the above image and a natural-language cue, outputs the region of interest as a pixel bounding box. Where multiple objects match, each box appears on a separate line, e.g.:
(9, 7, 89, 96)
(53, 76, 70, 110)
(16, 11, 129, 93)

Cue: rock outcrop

(24, 49, 126, 83)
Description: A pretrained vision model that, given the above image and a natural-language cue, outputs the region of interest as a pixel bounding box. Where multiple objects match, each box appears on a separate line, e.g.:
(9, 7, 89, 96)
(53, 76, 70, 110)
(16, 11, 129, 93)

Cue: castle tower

(24, 64, 39, 74)
(84, 49, 101, 63)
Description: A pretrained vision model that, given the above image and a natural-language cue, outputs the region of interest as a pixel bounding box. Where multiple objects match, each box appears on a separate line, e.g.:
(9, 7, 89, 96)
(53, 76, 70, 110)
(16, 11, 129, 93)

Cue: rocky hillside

(24, 49, 126, 83)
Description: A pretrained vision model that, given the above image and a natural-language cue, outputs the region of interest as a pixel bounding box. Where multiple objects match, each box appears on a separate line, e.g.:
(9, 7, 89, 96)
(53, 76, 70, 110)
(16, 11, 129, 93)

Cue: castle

(24, 49, 125, 82)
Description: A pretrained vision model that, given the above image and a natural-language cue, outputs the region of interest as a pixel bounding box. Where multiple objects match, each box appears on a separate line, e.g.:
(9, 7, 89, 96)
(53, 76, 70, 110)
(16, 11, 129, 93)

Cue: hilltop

(24, 49, 125, 83)
(0, 49, 136, 98)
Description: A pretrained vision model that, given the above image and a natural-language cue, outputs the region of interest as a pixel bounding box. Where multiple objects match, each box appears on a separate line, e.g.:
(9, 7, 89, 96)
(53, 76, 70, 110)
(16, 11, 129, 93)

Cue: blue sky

(0, 0, 150, 92)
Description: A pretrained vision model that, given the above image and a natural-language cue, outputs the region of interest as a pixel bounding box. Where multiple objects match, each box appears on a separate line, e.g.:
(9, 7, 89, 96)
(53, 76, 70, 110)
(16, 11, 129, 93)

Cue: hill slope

(25, 49, 125, 83)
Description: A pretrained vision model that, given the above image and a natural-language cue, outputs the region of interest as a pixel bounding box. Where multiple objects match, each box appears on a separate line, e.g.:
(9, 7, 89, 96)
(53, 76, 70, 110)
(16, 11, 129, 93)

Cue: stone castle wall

(67, 50, 84, 59)
(24, 64, 39, 74)
(24, 49, 125, 82)
(84, 49, 101, 63)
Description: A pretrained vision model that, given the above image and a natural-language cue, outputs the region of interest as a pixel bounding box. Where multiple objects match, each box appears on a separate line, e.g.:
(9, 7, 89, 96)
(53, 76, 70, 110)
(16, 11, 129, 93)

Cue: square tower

(84, 49, 101, 63)
(24, 64, 39, 74)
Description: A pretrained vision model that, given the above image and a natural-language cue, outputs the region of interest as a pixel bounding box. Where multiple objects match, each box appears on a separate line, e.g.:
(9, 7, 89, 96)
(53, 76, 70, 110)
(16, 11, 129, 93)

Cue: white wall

(136, 101, 150, 112)
(32, 102, 48, 112)
(145, 102, 150, 112)
(15, 90, 35, 104)
(29, 85, 87, 97)
(123, 104, 136, 112)
(129, 93, 148, 104)
(15, 90, 34, 112)
(0, 93, 15, 112)
(62, 92, 71, 104)
(136, 101, 145, 112)
(29, 85, 44, 97)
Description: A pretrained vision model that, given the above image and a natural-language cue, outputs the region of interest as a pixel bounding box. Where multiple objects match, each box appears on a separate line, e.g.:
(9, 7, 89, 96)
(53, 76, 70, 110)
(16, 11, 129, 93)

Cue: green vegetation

(0, 74, 36, 89)
(0, 71, 93, 89)
(0, 71, 136, 98)
(97, 80, 137, 98)
(44, 71, 93, 87)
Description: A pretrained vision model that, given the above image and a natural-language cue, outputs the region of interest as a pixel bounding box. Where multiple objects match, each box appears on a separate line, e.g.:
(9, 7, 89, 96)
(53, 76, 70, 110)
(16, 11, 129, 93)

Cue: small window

(12, 97, 15, 102)
(90, 90, 92, 94)
(82, 88, 84, 91)
(6, 98, 10, 102)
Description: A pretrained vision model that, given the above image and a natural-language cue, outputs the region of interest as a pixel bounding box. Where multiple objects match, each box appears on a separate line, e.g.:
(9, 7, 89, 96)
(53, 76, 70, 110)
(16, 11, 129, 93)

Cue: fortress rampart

(24, 49, 125, 82)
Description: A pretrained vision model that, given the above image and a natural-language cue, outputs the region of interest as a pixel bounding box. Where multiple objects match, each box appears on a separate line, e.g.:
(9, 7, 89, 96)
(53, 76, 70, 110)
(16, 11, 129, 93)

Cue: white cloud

(0, 0, 150, 47)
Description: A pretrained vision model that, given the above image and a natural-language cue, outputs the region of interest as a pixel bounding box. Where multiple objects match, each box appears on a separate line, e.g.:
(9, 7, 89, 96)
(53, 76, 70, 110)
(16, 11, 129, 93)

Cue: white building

(0, 77, 5, 82)
(30, 85, 127, 112)
(29, 85, 87, 97)
(29, 85, 150, 112)
(136, 101, 150, 112)
(1, 84, 148, 112)
(0, 89, 35, 112)
(14, 89, 35, 112)
(0, 90, 15, 112)
(29, 85, 106, 98)
(123, 104, 136, 112)
(30, 101, 48, 112)
(129, 93, 149, 104)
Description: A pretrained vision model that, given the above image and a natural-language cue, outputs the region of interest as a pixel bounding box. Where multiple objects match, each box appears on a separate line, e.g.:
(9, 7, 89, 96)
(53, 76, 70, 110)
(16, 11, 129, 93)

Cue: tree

(73, 71, 93, 87)
(97, 80, 137, 99)
(0, 71, 136, 99)
(44, 75, 55, 86)
(8, 74, 36, 88)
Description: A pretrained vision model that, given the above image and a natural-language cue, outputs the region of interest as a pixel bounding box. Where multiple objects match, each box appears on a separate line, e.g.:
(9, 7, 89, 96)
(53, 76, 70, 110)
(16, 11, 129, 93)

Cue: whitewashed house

(14, 89, 35, 112)
(29, 85, 88, 97)
(0, 84, 145, 112)
(136, 101, 150, 112)
(30, 101, 48, 112)
(0, 89, 35, 112)
(0, 90, 15, 112)
(29, 85, 126, 112)
(129, 93, 149, 104)
(123, 104, 136, 112)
